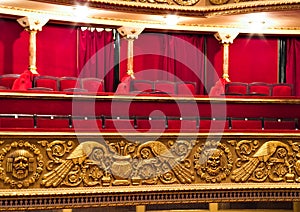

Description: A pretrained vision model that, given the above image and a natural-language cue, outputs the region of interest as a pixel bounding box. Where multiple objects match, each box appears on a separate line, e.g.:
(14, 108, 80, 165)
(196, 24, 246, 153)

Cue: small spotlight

(74, 5, 89, 19)
(164, 15, 179, 26)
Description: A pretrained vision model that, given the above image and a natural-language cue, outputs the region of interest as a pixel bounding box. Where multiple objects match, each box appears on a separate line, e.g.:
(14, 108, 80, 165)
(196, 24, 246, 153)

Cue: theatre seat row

(0, 74, 104, 92)
(225, 82, 294, 96)
(130, 80, 197, 95)
(0, 114, 298, 131)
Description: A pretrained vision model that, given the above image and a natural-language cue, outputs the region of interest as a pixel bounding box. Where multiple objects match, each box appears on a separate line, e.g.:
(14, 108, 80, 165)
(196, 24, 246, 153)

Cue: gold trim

(0, 91, 300, 104)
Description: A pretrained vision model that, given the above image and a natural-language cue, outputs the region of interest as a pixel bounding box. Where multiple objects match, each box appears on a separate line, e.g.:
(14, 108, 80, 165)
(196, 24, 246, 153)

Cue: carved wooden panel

(0, 133, 300, 210)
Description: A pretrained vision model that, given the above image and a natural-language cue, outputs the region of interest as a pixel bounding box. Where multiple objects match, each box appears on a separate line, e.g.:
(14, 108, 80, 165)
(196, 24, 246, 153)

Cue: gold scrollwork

(0, 140, 43, 188)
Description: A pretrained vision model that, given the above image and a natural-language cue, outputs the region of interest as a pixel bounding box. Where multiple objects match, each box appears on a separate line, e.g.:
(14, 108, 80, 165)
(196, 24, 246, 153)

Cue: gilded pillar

(117, 26, 144, 79)
(214, 30, 239, 82)
(17, 16, 49, 75)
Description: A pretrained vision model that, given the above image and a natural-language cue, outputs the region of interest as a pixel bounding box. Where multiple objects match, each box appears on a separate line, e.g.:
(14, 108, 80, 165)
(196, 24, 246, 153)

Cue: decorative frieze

(0, 134, 299, 189)
(0, 133, 299, 209)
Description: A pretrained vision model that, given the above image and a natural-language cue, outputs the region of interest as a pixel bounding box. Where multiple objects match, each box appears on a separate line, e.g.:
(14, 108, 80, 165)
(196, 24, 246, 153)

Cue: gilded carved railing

(0, 132, 300, 210)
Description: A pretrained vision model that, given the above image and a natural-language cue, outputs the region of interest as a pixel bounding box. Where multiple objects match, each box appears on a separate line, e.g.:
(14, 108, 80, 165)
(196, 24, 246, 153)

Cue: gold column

(214, 30, 239, 82)
(17, 16, 49, 75)
(117, 26, 144, 79)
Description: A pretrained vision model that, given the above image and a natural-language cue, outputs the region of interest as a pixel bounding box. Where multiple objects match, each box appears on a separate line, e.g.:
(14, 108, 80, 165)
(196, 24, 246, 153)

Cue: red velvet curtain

(286, 38, 300, 96)
(120, 33, 205, 94)
(78, 28, 115, 92)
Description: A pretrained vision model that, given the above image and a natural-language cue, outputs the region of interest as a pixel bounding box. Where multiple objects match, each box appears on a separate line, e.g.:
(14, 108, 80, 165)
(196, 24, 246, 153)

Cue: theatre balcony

(0, 0, 300, 211)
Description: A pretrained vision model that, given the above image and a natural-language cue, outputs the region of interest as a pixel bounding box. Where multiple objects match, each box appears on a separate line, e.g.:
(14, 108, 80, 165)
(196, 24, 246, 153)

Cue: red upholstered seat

(0, 74, 20, 89)
(59, 76, 81, 91)
(33, 75, 59, 91)
(248, 82, 271, 96)
(81, 78, 104, 92)
(154, 80, 176, 94)
(225, 82, 248, 95)
(130, 80, 154, 93)
(271, 83, 293, 96)
(176, 81, 196, 95)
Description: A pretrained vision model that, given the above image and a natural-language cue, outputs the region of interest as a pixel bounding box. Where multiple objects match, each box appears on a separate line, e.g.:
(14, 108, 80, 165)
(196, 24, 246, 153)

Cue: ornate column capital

(214, 30, 239, 44)
(17, 15, 49, 31)
(117, 26, 144, 40)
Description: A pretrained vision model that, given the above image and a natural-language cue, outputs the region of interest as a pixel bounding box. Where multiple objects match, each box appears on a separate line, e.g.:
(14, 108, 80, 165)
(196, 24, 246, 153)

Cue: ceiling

(0, 0, 300, 35)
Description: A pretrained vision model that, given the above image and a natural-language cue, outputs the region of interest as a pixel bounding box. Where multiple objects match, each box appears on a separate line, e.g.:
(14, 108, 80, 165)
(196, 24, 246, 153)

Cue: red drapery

(286, 38, 300, 96)
(120, 33, 205, 94)
(78, 28, 115, 92)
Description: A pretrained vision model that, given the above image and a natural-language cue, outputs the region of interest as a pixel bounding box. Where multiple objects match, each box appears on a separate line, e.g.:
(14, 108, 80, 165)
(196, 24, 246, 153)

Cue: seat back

(271, 83, 293, 96)
(154, 80, 176, 94)
(0, 74, 21, 89)
(248, 82, 271, 96)
(59, 77, 80, 91)
(225, 82, 248, 95)
(130, 80, 154, 93)
(176, 81, 196, 95)
(33, 75, 60, 91)
(81, 78, 104, 92)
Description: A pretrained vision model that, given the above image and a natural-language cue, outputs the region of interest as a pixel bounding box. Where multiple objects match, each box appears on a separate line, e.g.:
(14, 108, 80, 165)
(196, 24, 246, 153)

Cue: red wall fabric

(0, 18, 29, 74)
(230, 36, 278, 83)
(37, 24, 77, 77)
(206, 35, 278, 92)
(286, 38, 300, 96)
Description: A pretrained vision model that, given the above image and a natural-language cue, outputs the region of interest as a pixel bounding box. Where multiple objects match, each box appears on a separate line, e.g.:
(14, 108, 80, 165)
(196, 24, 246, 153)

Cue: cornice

(33, 0, 300, 17)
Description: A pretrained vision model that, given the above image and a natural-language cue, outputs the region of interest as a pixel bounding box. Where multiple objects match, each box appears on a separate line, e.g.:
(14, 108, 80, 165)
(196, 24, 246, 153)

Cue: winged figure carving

(42, 141, 108, 187)
(136, 140, 194, 183)
(231, 140, 292, 182)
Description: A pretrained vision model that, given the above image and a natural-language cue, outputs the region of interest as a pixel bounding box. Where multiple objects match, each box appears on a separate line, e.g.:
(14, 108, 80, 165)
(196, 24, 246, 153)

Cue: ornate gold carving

(40, 140, 109, 187)
(40, 139, 195, 187)
(230, 140, 294, 183)
(209, 0, 230, 5)
(134, 140, 195, 184)
(0, 140, 43, 188)
(194, 140, 233, 183)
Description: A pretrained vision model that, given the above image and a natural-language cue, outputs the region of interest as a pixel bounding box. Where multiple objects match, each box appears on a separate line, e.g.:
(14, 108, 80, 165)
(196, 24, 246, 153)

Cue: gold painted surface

(0, 133, 300, 210)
